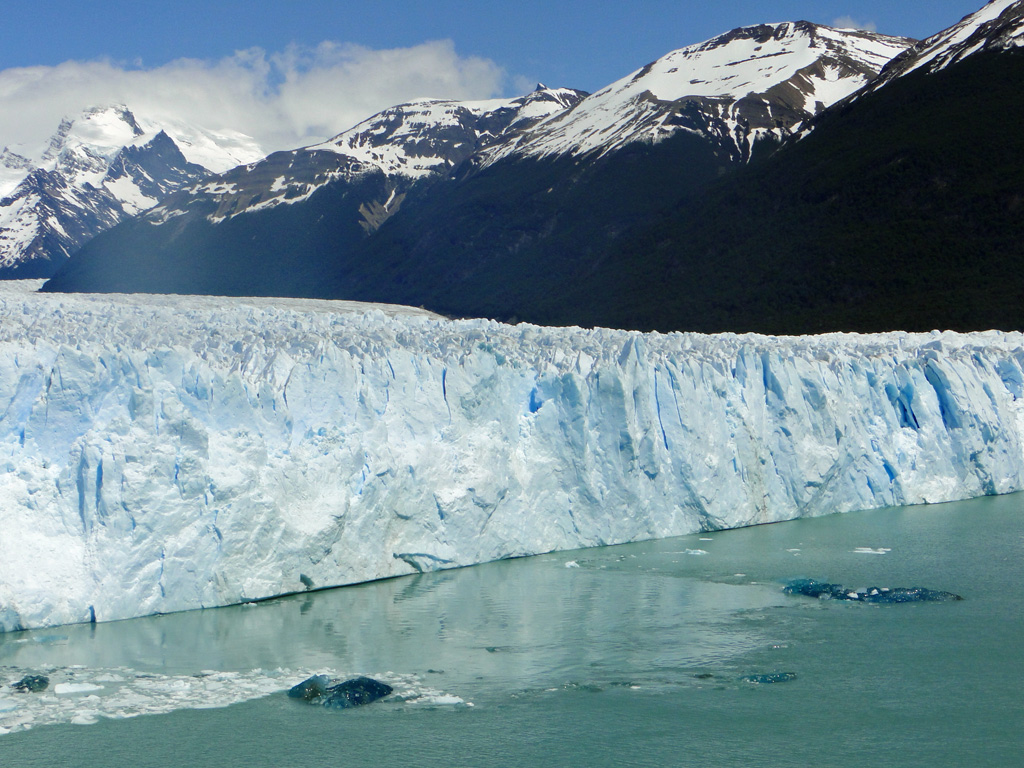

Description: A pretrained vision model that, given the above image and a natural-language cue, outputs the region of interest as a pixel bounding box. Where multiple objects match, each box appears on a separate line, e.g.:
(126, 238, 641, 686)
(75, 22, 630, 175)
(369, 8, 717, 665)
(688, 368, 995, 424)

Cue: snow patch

(103, 176, 158, 215)
(54, 683, 105, 695)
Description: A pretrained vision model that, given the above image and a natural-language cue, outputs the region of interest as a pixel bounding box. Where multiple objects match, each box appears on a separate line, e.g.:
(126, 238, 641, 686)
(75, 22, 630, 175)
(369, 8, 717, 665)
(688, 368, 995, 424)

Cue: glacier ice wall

(1, 286, 1023, 631)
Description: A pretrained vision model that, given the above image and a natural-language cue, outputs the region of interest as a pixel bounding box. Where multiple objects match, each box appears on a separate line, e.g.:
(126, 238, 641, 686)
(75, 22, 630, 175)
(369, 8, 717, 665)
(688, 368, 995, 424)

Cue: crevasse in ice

(1, 284, 1022, 631)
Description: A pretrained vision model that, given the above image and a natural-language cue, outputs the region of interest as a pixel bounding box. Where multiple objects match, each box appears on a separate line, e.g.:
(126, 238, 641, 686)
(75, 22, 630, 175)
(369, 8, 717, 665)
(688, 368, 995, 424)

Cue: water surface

(1, 494, 1021, 767)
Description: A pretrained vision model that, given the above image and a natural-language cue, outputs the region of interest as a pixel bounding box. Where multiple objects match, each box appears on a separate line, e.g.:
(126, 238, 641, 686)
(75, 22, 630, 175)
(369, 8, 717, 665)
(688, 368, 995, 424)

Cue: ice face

(1, 283, 1023, 631)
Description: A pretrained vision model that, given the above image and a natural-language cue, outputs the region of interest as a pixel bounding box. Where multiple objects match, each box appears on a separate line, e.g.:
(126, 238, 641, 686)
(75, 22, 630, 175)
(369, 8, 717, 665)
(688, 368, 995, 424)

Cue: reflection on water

(1, 548, 785, 697)
(1, 493, 1022, 767)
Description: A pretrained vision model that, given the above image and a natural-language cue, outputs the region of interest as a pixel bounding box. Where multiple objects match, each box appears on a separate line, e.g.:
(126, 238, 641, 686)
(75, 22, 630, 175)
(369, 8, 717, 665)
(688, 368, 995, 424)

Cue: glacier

(1, 281, 1023, 632)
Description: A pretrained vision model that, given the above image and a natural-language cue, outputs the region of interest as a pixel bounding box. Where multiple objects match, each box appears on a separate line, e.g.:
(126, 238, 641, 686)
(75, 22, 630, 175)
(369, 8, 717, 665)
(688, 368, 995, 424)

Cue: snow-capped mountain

(42, 21, 914, 301)
(150, 86, 585, 228)
(168, 22, 908, 229)
(0, 106, 263, 277)
(866, 0, 1024, 91)
(485, 22, 912, 163)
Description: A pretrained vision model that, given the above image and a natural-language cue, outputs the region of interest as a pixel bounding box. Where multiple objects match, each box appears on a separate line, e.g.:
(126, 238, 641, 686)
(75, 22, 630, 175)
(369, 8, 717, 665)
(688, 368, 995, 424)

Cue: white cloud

(0, 40, 506, 158)
(832, 15, 878, 33)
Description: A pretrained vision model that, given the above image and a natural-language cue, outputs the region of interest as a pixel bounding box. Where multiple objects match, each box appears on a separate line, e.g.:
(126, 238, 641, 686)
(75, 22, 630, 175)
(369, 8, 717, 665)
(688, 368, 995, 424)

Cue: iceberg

(1, 282, 1023, 631)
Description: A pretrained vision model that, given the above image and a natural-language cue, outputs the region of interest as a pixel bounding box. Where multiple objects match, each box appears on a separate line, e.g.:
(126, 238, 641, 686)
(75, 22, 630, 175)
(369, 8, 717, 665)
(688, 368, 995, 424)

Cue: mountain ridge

(559, 43, 1024, 334)
(151, 85, 588, 230)
(482, 21, 911, 164)
(870, 0, 1024, 88)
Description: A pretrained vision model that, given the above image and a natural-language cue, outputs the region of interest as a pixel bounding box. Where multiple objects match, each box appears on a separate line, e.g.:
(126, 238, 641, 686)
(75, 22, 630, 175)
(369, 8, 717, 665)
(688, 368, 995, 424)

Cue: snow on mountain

(0, 149, 35, 200)
(0, 106, 264, 276)
(864, 0, 1024, 92)
(313, 86, 585, 178)
(484, 22, 913, 163)
(155, 86, 586, 226)
(137, 23, 912, 232)
(141, 116, 264, 175)
(2, 282, 1023, 631)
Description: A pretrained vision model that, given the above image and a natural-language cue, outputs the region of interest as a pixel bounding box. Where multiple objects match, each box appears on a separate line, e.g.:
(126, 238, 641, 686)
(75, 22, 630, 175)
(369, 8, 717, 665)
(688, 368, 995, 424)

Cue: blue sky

(0, 1, 990, 153)
(4, 1, 983, 90)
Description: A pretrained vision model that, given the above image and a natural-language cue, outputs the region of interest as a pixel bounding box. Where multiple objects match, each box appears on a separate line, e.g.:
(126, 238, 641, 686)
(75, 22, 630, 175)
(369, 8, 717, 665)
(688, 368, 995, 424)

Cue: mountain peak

(482, 21, 912, 163)
(39, 105, 145, 168)
(0, 105, 265, 277)
(868, 0, 1024, 90)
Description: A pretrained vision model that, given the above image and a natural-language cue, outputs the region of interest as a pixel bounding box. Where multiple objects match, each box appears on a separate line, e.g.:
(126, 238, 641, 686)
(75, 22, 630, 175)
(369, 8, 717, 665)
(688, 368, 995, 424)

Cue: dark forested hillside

(560, 48, 1024, 334)
(317, 49, 1024, 335)
(41, 168, 402, 297)
(41, 127, 740, 309)
(326, 130, 741, 319)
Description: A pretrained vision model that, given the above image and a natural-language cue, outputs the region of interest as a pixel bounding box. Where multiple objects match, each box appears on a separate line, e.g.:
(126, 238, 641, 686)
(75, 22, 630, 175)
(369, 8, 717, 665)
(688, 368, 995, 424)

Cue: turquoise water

(1, 494, 1022, 767)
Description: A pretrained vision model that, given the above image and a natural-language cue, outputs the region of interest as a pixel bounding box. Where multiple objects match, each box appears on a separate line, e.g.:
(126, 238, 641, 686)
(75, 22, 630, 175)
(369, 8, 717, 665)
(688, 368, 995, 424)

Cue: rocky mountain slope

(42, 87, 586, 296)
(865, 0, 1024, 91)
(150, 86, 585, 230)
(484, 21, 909, 164)
(0, 106, 262, 277)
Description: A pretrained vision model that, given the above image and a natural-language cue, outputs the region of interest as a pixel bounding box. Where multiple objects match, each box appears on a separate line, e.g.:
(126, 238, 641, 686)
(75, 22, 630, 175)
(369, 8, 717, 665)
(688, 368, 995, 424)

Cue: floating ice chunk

(684, 549, 708, 556)
(412, 693, 467, 706)
(54, 683, 104, 695)
(0, 699, 20, 713)
(11, 675, 49, 692)
(854, 547, 892, 555)
(867, 587, 963, 603)
(1, 666, 346, 733)
(564, 561, 580, 568)
(320, 677, 393, 709)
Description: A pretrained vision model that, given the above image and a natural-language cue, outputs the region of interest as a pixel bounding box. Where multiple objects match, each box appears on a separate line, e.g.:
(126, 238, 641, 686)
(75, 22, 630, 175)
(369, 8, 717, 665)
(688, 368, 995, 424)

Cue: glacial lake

(1, 493, 1021, 767)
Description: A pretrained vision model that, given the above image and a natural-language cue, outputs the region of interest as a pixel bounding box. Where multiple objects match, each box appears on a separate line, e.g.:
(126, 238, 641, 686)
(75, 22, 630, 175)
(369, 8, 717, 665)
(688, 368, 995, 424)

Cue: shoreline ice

(0, 665, 464, 734)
